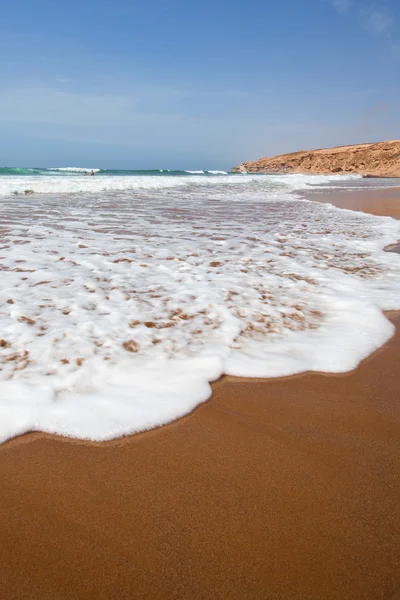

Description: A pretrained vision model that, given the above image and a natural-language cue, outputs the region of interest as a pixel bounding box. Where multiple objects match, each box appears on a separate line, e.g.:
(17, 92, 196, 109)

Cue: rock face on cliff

(232, 140, 400, 177)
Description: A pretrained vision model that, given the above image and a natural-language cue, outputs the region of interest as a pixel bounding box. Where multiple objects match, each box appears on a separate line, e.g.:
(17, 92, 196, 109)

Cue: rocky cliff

(232, 140, 400, 177)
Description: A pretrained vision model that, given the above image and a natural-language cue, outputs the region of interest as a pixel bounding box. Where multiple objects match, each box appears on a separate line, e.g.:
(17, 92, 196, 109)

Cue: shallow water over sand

(1, 173, 400, 442)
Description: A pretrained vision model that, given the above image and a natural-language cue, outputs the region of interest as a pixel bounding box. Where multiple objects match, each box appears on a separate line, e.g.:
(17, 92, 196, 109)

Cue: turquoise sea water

(0, 167, 229, 177)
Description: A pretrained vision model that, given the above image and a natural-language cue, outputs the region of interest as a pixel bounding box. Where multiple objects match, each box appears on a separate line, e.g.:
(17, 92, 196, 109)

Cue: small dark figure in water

(84, 172, 87, 176)
(90, 170, 94, 176)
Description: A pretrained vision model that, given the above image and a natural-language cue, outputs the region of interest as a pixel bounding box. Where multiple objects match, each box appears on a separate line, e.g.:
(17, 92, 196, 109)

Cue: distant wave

(46, 167, 102, 173)
(0, 166, 102, 176)
(0, 167, 229, 177)
(0, 167, 39, 176)
(184, 170, 228, 175)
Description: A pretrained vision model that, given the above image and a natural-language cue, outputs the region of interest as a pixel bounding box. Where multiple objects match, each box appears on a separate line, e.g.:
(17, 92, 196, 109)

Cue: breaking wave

(0, 170, 359, 197)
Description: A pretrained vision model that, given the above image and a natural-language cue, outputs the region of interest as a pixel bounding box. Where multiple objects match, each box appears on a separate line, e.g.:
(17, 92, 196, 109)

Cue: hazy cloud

(0, 84, 265, 159)
(0, 87, 134, 126)
(329, 1, 398, 58)
(360, 4, 394, 35)
(331, 0, 353, 14)
(369, 102, 390, 114)
(390, 40, 400, 59)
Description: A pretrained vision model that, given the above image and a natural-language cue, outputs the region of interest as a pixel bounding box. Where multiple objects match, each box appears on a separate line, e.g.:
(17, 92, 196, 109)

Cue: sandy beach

(1, 188, 400, 600)
(305, 185, 400, 218)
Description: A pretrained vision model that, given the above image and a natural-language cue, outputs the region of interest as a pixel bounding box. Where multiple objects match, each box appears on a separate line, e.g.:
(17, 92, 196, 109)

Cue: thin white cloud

(329, 1, 398, 58)
(331, 0, 353, 14)
(0, 86, 134, 126)
(360, 4, 394, 35)
(0, 85, 251, 153)
(390, 40, 400, 59)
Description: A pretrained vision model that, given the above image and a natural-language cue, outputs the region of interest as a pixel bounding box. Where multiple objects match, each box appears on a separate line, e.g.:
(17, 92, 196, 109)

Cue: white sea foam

(184, 170, 228, 175)
(0, 172, 358, 198)
(0, 173, 399, 443)
(47, 167, 101, 173)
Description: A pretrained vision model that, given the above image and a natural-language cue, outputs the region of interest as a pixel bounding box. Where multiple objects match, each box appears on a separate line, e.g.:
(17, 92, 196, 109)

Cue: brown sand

(1, 192, 400, 600)
(305, 186, 400, 218)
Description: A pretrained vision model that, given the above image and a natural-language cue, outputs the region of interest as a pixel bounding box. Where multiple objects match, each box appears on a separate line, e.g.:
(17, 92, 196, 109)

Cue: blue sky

(0, 0, 399, 168)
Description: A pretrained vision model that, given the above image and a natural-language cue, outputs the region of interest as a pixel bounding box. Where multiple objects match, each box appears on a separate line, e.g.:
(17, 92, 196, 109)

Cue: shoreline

(232, 170, 400, 178)
(1, 187, 400, 599)
(303, 184, 400, 218)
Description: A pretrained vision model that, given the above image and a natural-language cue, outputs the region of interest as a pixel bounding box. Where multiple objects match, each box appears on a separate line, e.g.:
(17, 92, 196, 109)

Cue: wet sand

(305, 185, 400, 218)
(1, 189, 400, 600)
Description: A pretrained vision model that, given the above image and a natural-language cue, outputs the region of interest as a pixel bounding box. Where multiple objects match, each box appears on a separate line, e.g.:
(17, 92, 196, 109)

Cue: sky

(0, 0, 399, 169)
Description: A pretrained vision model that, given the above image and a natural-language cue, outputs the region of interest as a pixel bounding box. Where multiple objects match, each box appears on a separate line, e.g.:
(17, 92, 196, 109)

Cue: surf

(0, 172, 400, 443)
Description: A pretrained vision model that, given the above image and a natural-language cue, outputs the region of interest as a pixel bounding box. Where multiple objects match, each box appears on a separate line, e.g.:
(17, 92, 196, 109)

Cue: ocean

(1, 167, 400, 443)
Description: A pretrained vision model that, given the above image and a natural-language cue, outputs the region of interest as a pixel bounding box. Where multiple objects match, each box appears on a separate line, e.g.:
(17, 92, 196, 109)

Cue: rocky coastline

(232, 140, 400, 178)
